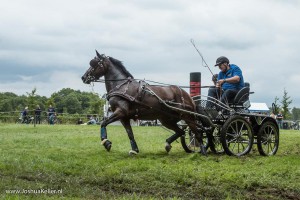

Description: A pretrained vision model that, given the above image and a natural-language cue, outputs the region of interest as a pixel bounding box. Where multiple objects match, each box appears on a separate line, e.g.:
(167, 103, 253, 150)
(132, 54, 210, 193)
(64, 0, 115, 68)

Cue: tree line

(0, 88, 106, 116)
(272, 88, 300, 121)
(1, 87, 300, 121)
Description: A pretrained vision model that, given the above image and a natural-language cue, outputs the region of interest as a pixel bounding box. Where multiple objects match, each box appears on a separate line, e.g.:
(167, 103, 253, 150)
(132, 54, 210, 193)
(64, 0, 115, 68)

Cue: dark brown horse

(82, 50, 205, 155)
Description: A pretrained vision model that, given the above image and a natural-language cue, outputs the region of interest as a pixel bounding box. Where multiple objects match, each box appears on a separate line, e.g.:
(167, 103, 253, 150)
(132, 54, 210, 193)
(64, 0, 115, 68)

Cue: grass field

(0, 124, 300, 200)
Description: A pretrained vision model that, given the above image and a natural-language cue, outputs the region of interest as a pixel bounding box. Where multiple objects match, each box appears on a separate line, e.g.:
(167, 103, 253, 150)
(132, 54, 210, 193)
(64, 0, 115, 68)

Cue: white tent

(249, 103, 270, 113)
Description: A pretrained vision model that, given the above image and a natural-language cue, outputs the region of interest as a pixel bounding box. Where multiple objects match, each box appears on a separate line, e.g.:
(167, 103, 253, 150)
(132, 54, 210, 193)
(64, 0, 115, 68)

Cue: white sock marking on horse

(101, 139, 108, 145)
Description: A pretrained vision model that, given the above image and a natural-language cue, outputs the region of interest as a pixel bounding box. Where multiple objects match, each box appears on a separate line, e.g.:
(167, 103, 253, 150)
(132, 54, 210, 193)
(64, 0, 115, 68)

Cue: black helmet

(215, 56, 229, 66)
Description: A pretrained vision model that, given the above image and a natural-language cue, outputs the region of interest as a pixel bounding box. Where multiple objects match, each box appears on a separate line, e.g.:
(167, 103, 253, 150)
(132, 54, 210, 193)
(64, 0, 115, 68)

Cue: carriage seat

(230, 82, 251, 108)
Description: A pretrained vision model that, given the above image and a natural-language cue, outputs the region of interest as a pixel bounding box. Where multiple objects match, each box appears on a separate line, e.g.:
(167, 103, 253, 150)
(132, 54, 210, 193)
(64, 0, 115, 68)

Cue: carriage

(82, 50, 279, 156)
(179, 85, 279, 156)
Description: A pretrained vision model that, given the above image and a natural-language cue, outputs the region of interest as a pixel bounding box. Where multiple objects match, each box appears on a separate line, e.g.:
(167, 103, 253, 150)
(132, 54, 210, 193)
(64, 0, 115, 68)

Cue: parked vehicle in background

(15, 114, 34, 124)
(290, 121, 300, 130)
(139, 120, 161, 126)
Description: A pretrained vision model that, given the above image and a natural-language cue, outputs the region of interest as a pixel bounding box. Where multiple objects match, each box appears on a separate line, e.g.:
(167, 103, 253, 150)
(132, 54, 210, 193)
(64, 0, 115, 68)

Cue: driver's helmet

(214, 56, 230, 66)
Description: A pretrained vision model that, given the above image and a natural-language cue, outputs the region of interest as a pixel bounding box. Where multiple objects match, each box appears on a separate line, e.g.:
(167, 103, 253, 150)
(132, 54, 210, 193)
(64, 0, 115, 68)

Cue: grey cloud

(1, 0, 300, 107)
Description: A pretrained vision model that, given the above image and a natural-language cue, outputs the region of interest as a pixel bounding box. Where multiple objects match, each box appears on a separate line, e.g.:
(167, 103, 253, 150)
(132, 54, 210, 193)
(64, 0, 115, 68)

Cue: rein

(92, 78, 212, 89)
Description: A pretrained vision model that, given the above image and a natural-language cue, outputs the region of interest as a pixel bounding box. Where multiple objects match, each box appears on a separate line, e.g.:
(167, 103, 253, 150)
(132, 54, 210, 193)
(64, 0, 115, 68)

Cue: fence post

(34, 111, 36, 127)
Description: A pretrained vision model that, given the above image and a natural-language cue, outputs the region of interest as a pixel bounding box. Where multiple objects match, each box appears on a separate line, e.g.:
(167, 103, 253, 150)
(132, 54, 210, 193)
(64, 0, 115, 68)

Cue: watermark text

(6, 188, 63, 195)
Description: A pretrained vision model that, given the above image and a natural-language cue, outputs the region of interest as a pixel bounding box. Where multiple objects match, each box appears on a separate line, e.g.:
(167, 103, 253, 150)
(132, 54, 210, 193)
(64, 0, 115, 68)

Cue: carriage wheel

(180, 127, 209, 153)
(15, 118, 22, 124)
(209, 127, 224, 154)
(257, 121, 279, 156)
(220, 115, 254, 156)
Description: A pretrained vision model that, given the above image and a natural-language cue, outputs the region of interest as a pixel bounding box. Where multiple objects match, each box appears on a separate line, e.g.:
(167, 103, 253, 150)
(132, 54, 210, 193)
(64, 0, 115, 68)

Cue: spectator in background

(270, 112, 276, 119)
(87, 116, 97, 125)
(48, 105, 56, 125)
(77, 118, 83, 125)
(35, 105, 42, 124)
(22, 106, 29, 123)
(276, 112, 283, 129)
(94, 115, 99, 123)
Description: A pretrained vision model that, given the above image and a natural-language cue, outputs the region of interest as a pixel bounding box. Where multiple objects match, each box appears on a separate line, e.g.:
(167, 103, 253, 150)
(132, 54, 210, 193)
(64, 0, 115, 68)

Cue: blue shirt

(218, 64, 244, 90)
(22, 110, 28, 117)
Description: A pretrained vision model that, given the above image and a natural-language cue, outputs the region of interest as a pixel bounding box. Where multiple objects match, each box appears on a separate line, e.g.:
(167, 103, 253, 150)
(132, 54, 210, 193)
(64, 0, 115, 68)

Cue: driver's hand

(217, 79, 225, 86)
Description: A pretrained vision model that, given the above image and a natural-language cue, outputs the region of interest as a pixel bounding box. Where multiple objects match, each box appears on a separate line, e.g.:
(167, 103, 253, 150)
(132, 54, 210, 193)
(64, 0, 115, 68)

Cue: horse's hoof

(105, 143, 112, 151)
(101, 139, 112, 151)
(165, 142, 172, 153)
(129, 150, 138, 155)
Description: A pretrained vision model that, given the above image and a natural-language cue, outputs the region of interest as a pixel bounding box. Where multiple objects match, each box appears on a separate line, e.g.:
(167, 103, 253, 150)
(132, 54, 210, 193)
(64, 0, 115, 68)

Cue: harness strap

(107, 92, 135, 102)
(107, 91, 152, 109)
(177, 86, 185, 109)
(108, 78, 132, 94)
(144, 87, 193, 111)
(144, 87, 215, 127)
(137, 80, 148, 101)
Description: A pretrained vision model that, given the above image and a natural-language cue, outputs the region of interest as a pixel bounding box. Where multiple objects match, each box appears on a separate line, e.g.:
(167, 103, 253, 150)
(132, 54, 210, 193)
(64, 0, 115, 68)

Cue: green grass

(0, 124, 300, 200)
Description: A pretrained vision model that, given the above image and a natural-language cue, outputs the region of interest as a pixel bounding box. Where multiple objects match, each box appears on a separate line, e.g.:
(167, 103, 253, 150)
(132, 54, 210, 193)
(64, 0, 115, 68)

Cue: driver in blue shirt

(208, 56, 245, 105)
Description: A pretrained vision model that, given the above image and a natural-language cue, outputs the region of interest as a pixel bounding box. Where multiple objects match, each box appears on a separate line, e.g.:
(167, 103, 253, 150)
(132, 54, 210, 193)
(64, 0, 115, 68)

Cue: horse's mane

(109, 57, 134, 78)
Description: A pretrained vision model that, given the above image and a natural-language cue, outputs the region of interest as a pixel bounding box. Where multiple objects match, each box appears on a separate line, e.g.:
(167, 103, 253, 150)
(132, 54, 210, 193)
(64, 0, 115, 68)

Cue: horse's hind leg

(160, 119, 185, 153)
(120, 119, 139, 155)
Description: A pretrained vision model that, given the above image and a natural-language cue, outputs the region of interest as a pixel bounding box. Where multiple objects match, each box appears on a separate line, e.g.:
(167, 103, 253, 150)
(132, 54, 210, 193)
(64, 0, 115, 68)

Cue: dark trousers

(277, 120, 283, 129)
(207, 87, 238, 106)
(35, 115, 41, 124)
(49, 115, 55, 125)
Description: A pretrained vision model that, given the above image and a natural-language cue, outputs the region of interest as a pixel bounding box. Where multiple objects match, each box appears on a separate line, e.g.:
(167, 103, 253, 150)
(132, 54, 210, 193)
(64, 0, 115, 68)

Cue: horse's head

(81, 50, 109, 84)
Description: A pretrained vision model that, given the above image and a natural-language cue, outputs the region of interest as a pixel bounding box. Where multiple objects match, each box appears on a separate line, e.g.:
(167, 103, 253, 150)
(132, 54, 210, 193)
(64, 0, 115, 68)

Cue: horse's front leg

(120, 119, 139, 155)
(100, 108, 124, 151)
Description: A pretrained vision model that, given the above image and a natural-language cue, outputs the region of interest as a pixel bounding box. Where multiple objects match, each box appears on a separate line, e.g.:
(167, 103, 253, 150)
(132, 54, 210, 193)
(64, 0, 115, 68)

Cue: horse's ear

(95, 50, 102, 58)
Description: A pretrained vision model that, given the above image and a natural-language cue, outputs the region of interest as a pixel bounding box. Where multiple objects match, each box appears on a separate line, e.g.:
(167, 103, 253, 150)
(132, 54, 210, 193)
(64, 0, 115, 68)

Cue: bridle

(83, 55, 108, 84)
(95, 54, 108, 68)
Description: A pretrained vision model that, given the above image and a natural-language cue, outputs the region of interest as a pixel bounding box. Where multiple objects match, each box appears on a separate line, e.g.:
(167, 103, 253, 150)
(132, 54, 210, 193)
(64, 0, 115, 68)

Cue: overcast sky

(1, 0, 300, 108)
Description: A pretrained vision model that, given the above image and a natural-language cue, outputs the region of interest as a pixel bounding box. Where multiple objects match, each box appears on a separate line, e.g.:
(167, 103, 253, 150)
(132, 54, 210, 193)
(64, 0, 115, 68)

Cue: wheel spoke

(227, 136, 235, 143)
(229, 124, 238, 135)
(188, 135, 195, 146)
(230, 140, 237, 152)
(268, 144, 274, 152)
(238, 122, 245, 136)
(187, 137, 196, 149)
(240, 139, 246, 149)
(226, 132, 236, 137)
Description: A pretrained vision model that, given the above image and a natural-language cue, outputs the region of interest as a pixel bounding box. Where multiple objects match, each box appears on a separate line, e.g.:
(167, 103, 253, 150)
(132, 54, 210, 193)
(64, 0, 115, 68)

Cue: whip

(190, 39, 222, 99)
(190, 39, 214, 77)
